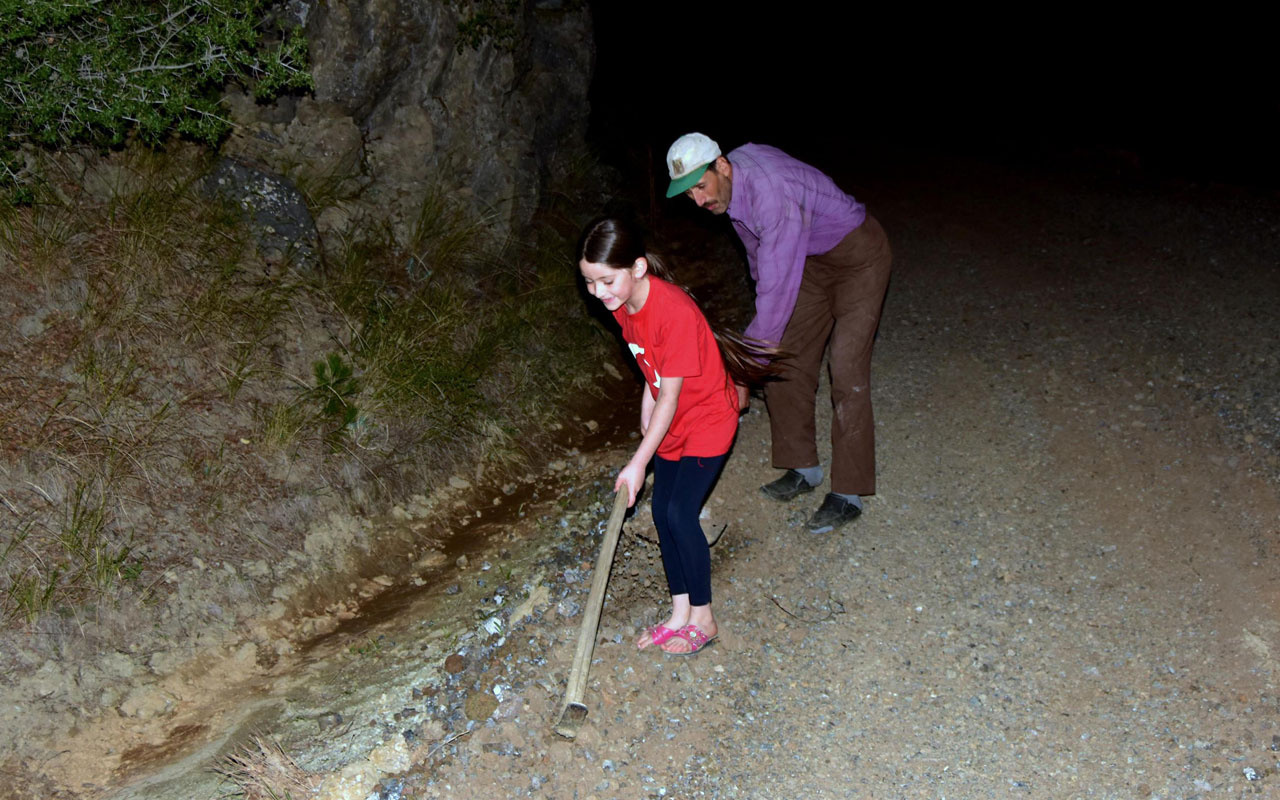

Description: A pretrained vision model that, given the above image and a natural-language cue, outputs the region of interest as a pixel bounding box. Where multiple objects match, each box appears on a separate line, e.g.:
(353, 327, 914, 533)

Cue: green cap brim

(665, 163, 709, 198)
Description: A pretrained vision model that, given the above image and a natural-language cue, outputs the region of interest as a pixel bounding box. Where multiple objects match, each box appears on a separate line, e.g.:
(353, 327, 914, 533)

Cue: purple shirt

(726, 144, 866, 347)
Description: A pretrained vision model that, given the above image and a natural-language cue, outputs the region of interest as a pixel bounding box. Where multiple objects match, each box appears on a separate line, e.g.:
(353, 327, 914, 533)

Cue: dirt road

(389, 156, 1280, 799)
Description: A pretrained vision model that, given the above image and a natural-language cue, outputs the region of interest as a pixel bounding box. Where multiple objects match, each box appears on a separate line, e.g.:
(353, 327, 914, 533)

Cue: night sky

(587, 6, 1276, 190)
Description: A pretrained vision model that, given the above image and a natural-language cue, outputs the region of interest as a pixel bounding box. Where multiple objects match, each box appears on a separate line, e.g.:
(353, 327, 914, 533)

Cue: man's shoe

(760, 469, 818, 501)
(807, 493, 862, 534)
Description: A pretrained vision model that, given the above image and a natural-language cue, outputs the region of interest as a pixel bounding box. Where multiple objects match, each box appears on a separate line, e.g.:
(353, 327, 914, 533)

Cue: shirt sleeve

(742, 192, 812, 347)
(733, 219, 761, 280)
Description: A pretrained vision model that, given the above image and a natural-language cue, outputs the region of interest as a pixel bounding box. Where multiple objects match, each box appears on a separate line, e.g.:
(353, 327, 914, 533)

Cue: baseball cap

(665, 133, 721, 198)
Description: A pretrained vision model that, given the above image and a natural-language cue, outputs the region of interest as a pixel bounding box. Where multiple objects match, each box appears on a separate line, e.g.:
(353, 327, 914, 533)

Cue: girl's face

(579, 257, 648, 314)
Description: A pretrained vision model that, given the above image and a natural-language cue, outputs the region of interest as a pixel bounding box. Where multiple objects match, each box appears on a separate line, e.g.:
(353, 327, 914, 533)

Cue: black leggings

(651, 453, 728, 606)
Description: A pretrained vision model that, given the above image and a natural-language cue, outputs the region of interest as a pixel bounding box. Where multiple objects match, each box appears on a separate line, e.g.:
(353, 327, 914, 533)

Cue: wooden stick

(552, 490, 629, 739)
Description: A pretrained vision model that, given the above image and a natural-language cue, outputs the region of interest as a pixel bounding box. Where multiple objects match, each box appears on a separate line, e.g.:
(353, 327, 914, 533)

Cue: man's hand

(736, 383, 750, 413)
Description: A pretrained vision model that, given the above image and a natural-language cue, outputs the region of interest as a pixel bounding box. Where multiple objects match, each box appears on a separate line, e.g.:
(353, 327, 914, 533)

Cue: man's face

(684, 158, 732, 215)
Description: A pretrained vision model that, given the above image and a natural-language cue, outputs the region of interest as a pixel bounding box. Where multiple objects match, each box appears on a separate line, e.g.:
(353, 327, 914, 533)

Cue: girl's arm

(616, 376, 683, 507)
(640, 382, 656, 435)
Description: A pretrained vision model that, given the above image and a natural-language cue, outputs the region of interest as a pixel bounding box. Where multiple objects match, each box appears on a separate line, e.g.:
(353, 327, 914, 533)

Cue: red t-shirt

(614, 277, 739, 459)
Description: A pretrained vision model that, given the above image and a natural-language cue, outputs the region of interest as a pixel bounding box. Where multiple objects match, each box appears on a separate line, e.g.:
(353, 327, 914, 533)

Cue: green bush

(0, 0, 311, 197)
(311, 352, 361, 446)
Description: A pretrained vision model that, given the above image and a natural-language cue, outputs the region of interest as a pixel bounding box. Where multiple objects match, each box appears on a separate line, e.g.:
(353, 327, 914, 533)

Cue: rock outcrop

(221, 0, 593, 251)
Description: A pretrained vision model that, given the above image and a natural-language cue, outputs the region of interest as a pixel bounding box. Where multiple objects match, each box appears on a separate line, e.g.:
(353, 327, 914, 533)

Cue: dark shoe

(807, 493, 862, 533)
(760, 469, 817, 501)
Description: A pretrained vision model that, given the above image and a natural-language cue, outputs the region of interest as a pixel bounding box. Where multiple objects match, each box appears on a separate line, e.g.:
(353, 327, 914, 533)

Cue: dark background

(587, 5, 1276, 192)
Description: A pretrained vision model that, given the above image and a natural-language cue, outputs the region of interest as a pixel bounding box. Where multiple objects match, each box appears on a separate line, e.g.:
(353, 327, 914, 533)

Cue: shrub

(0, 0, 311, 200)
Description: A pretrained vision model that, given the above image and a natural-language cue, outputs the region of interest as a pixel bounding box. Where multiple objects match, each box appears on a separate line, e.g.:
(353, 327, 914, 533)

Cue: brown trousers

(763, 215, 892, 496)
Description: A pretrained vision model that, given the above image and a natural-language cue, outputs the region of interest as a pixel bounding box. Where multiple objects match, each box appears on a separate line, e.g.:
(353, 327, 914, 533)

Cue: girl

(577, 216, 774, 656)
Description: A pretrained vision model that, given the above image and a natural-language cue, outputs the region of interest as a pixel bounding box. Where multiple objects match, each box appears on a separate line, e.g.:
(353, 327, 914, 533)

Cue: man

(665, 132, 892, 533)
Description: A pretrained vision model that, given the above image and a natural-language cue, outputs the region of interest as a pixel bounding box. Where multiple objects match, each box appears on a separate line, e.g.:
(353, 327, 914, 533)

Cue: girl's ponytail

(712, 327, 785, 388)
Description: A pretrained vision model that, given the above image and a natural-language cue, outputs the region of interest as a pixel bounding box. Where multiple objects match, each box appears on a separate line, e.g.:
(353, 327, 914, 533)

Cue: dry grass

(216, 736, 319, 800)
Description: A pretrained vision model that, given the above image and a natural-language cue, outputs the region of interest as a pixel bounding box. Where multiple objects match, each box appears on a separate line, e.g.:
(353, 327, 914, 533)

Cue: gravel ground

(7, 154, 1278, 800)
(390, 160, 1279, 799)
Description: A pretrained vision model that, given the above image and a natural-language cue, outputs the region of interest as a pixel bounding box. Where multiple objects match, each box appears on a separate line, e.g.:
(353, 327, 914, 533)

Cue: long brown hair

(577, 216, 782, 386)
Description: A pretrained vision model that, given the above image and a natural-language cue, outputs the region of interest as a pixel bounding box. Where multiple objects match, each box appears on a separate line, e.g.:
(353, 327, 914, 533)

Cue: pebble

(317, 711, 343, 732)
(464, 691, 498, 721)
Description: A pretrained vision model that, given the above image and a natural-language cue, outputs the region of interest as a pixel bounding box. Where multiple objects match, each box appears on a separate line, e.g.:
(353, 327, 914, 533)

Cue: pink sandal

(638, 624, 679, 650)
(664, 624, 717, 656)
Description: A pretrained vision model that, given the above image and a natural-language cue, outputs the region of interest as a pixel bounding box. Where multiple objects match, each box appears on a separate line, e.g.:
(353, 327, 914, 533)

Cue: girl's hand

(618, 376, 681, 508)
(615, 460, 645, 507)
(736, 383, 750, 412)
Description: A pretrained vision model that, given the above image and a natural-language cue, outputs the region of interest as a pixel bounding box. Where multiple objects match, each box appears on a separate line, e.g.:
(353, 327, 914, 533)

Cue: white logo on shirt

(628, 342, 660, 389)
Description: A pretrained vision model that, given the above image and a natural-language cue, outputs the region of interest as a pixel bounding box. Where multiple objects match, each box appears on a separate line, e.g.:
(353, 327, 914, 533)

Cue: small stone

(316, 711, 343, 731)
(449, 475, 472, 490)
(118, 686, 173, 719)
(444, 654, 466, 674)
(464, 690, 499, 721)
(29, 661, 70, 700)
(482, 742, 516, 755)
(18, 313, 47, 337)
(101, 652, 139, 680)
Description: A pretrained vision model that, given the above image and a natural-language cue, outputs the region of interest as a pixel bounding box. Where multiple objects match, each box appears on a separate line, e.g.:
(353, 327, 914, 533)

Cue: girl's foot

(635, 623, 681, 650)
(660, 620, 718, 655)
(638, 596, 693, 650)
